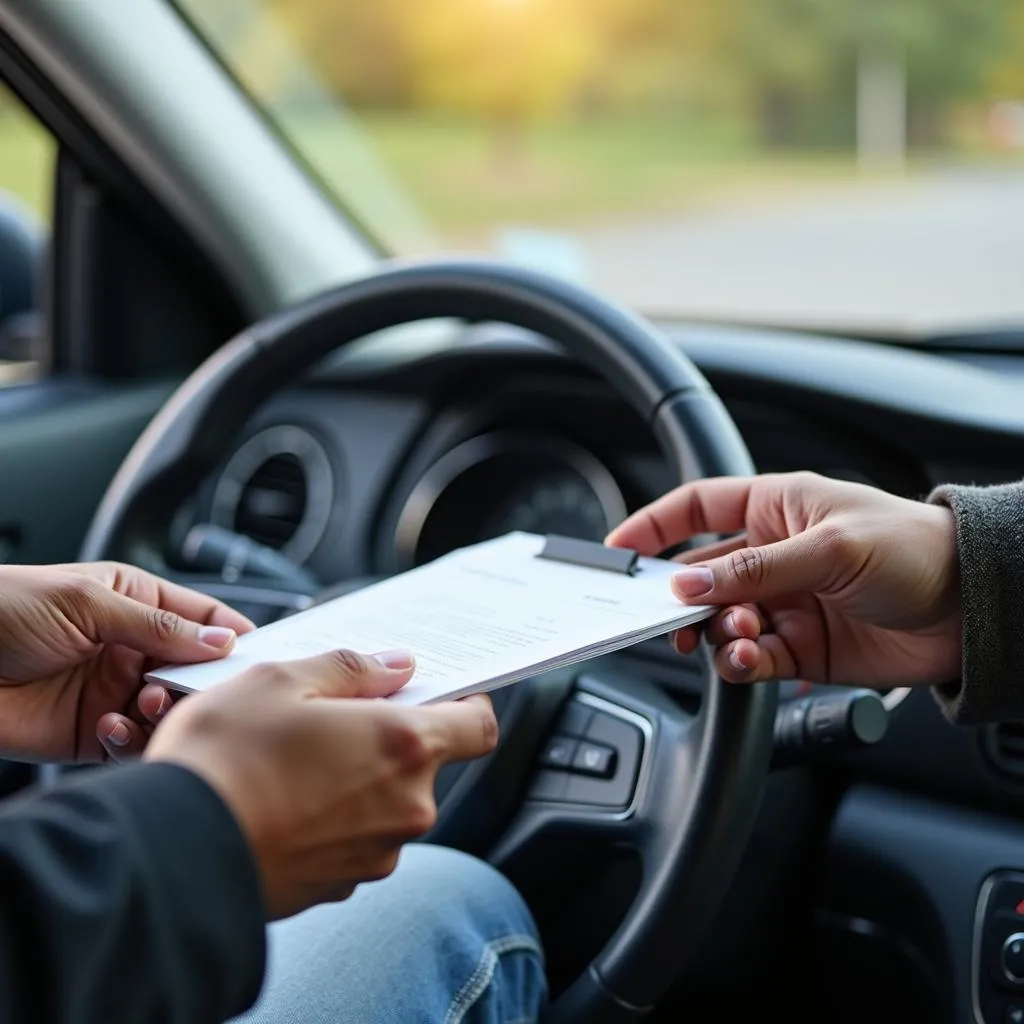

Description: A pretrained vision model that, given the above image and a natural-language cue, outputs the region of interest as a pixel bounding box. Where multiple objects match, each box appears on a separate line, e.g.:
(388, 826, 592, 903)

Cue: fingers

(670, 625, 702, 655)
(97, 712, 149, 762)
(148, 576, 257, 635)
(670, 527, 840, 607)
(86, 589, 241, 663)
(412, 695, 499, 764)
(277, 649, 416, 700)
(673, 533, 749, 565)
(706, 604, 766, 645)
(672, 613, 796, 683)
(670, 604, 763, 655)
(76, 563, 257, 636)
(712, 633, 798, 684)
(606, 477, 757, 555)
(669, 602, 798, 683)
(137, 684, 177, 726)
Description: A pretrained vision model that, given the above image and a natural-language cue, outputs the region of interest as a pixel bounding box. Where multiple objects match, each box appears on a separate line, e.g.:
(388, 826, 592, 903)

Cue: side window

(0, 82, 55, 383)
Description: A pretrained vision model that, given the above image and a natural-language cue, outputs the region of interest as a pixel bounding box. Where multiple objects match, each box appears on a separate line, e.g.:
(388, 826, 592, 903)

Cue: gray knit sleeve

(927, 482, 1024, 724)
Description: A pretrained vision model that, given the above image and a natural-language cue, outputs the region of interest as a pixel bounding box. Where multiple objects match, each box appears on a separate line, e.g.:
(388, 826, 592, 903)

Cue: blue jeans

(231, 844, 547, 1023)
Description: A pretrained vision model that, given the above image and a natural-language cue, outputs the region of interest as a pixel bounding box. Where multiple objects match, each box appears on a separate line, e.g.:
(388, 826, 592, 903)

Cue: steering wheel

(80, 260, 777, 1023)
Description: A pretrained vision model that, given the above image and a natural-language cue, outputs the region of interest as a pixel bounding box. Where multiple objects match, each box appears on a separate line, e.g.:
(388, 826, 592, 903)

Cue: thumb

(671, 529, 838, 606)
(283, 648, 416, 700)
(91, 591, 238, 662)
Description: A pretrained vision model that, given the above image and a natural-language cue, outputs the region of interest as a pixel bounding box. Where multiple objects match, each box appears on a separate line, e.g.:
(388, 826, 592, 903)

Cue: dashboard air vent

(211, 424, 335, 565)
(984, 722, 1024, 779)
(234, 452, 307, 550)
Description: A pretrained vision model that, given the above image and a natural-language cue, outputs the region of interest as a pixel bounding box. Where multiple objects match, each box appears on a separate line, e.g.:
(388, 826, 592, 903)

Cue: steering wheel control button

(562, 709, 644, 809)
(1003, 935, 1024, 985)
(527, 769, 569, 802)
(540, 736, 578, 769)
(556, 700, 594, 738)
(572, 742, 616, 778)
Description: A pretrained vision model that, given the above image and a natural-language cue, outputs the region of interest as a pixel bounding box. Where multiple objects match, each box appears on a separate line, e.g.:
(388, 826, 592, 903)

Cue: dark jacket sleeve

(928, 481, 1024, 724)
(0, 762, 266, 1024)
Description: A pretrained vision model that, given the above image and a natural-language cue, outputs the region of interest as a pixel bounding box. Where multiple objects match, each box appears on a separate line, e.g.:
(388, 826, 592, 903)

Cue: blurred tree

(984, 0, 1024, 98)
(568, 0, 730, 114)
(717, 0, 847, 147)
(266, 0, 414, 106)
(202, 0, 1020, 159)
(718, 0, 1016, 149)
(856, 0, 1014, 147)
(406, 0, 598, 122)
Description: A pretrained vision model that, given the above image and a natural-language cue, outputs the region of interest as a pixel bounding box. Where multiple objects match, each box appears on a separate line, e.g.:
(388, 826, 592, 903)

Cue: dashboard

(180, 316, 1024, 1021)
(191, 324, 963, 584)
(183, 317, 1024, 789)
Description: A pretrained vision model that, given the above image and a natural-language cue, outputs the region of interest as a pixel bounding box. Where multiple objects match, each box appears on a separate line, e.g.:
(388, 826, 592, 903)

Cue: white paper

(146, 532, 714, 705)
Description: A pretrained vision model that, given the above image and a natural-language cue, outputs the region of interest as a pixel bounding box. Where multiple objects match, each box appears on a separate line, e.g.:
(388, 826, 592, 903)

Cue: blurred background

(2, 0, 1023, 337)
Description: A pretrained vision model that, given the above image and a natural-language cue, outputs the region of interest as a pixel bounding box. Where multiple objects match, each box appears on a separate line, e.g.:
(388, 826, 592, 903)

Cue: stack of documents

(147, 532, 715, 706)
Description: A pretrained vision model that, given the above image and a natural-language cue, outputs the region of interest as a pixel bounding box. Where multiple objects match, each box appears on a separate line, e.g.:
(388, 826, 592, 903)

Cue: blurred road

(577, 169, 1024, 336)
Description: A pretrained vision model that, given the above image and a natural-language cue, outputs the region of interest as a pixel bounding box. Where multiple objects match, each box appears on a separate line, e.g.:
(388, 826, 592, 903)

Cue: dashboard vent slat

(210, 424, 334, 566)
(234, 453, 308, 550)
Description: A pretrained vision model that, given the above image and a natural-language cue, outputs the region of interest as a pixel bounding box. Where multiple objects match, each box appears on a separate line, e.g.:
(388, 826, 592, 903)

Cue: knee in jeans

(397, 845, 537, 937)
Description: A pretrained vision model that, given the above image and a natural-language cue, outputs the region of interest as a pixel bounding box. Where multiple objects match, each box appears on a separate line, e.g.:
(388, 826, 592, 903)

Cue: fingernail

(373, 650, 414, 670)
(156, 691, 171, 717)
(106, 722, 131, 747)
(729, 647, 746, 672)
(725, 611, 739, 636)
(673, 567, 714, 598)
(198, 626, 236, 649)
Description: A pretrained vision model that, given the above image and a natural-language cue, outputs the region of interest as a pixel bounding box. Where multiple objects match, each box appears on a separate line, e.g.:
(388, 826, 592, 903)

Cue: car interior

(1, 1, 1024, 1022)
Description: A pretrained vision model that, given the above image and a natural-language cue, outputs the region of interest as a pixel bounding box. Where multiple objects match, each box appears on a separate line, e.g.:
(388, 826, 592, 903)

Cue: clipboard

(146, 532, 714, 706)
(538, 534, 640, 575)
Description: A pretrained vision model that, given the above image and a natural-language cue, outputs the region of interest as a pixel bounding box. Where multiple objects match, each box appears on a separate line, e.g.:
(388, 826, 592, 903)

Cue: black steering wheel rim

(80, 258, 777, 1020)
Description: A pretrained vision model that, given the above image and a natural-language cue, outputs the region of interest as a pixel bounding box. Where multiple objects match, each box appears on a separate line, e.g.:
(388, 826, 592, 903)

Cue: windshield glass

(176, 0, 1024, 339)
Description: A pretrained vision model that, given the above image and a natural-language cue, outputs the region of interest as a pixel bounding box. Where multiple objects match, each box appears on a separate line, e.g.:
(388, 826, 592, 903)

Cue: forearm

(928, 481, 1024, 724)
(0, 763, 265, 1024)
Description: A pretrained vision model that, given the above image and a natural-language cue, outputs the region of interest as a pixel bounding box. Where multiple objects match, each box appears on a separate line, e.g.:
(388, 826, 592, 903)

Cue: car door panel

(0, 379, 173, 564)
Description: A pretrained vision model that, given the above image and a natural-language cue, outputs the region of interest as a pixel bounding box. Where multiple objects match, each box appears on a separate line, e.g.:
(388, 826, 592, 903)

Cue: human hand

(607, 472, 961, 688)
(145, 649, 497, 919)
(0, 562, 253, 763)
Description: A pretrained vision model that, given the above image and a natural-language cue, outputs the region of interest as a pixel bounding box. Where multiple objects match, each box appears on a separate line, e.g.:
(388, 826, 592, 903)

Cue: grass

(294, 111, 870, 245)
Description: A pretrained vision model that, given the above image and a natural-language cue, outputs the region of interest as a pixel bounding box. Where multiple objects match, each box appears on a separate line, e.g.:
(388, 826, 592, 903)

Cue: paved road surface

(572, 170, 1024, 336)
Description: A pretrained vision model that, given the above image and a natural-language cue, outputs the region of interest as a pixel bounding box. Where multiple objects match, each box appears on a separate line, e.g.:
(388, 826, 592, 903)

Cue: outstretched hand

(607, 472, 962, 689)
(0, 562, 253, 762)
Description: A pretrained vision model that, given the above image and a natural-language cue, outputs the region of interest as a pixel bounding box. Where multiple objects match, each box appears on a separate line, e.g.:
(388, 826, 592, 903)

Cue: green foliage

(185, 0, 1022, 147)
(986, 1, 1024, 97)
(712, 0, 1017, 146)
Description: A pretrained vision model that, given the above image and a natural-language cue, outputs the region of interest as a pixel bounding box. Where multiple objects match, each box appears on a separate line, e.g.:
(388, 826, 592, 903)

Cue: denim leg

(230, 844, 547, 1024)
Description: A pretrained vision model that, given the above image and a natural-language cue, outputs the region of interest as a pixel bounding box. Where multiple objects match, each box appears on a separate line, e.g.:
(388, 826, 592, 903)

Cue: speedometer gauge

(392, 432, 628, 568)
(483, 471, 612, 542)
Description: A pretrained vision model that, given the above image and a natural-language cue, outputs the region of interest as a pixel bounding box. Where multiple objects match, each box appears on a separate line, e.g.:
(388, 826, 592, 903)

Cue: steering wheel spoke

(492, 664, 705, 868)
(492, 673, 694, 855)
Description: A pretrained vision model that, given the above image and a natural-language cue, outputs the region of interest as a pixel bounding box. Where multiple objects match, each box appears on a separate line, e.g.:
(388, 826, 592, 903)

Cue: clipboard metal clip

(538, 534, 639, 576)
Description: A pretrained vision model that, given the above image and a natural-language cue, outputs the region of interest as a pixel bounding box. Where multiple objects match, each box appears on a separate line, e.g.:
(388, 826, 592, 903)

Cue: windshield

(176, 0, 1024, 339)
